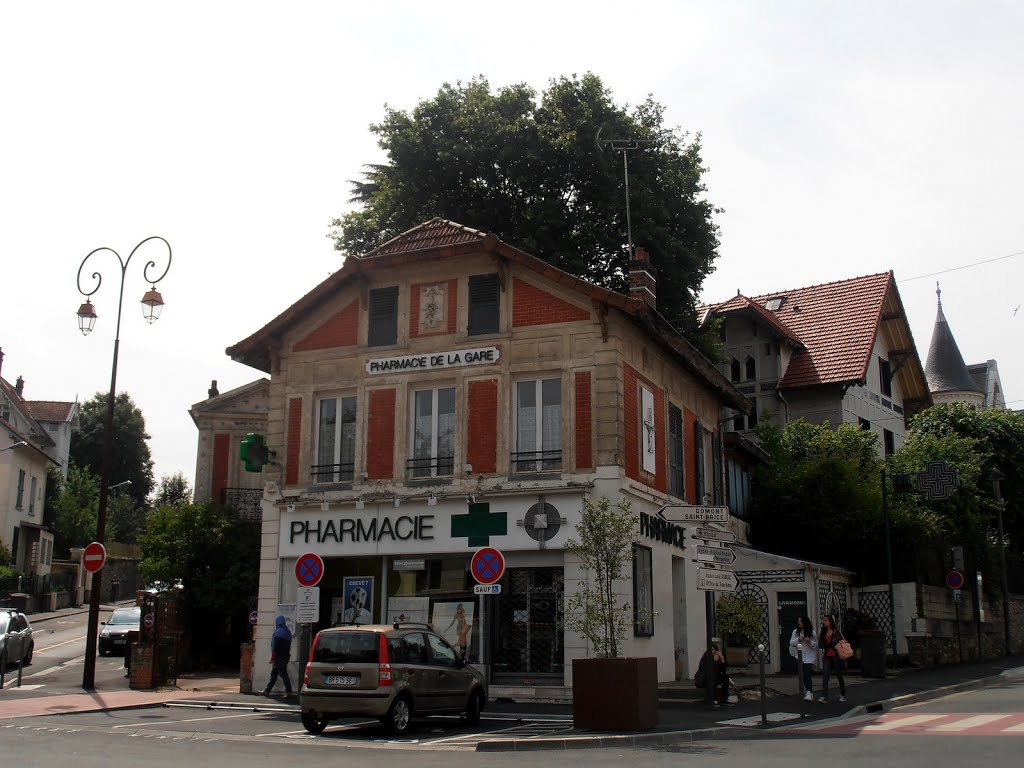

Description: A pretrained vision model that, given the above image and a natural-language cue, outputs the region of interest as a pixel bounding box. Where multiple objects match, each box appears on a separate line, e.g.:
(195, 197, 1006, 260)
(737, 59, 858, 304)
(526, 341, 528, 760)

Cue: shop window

(513, 378, 562, 472)
(16, 469, 25, 509)
(312, 395, 357, 482)
(668, 404, 684, 499)
(368, 286, 399, 347)
(409, 387, 455, 478)
(468, 273, 500, 335)
(633, 544, 654, 637)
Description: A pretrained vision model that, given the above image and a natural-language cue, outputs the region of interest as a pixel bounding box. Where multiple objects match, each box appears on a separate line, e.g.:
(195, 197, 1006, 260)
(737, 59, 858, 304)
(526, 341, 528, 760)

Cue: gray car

(99, 606, 141, 656)
(0, 609, 34, 667)
(300, 622, 486, 735)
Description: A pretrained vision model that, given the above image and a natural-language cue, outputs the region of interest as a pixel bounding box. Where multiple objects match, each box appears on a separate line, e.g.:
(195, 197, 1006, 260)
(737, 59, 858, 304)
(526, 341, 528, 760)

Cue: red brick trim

(294, 300, 358, 352)
(512, 277, 589, 327)
(286, 398, 302, 486)
(366, 389, 396, 479)
(212, 433, 230, 503)
(623, 363, 666, 492)
(467, 379, 498, 474)
(574, 372, 593, 470)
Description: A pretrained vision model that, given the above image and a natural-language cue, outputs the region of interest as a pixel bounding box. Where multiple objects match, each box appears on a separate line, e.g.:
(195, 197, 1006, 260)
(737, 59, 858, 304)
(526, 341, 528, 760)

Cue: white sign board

(296, 586, 320, 624)
(473, 584, 502, 595)
(697, 567, 738, 592)
(695, 545, 737, 565)
(366, 346, 500, 375)
(694, 527, 737, 543)
(660, 506, 730, 523)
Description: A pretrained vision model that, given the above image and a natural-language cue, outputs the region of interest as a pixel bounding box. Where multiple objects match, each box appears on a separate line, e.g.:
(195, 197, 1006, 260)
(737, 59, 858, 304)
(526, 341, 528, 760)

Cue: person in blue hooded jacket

(260, 616, 293, 697)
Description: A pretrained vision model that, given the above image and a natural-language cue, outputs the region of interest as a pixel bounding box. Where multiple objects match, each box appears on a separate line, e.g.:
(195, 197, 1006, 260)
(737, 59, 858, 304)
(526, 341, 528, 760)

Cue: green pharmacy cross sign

(451, 502, 507, 546)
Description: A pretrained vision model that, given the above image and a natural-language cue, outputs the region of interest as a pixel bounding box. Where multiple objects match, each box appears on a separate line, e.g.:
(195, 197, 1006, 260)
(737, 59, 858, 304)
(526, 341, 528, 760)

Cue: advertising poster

(340, 576, 374, 624)
(387, 596, 430, 625)
(431, 600, 475, 654)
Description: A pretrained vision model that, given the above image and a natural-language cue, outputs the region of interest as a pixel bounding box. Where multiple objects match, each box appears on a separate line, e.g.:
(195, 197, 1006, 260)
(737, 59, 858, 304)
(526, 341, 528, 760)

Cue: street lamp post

(76, 236, 171, 690)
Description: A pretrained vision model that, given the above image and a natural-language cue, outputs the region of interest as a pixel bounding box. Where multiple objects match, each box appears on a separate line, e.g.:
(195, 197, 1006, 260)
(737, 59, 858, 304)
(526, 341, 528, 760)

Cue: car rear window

(313, 631, 379, 663)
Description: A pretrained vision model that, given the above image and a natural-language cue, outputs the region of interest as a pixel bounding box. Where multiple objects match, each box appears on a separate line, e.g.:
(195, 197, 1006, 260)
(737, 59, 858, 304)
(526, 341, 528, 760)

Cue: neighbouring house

(0, 348, 78, 578)
(219, 217, 758, 693)
(189, 377, 270, 518)
(925, 285, 1005, 409)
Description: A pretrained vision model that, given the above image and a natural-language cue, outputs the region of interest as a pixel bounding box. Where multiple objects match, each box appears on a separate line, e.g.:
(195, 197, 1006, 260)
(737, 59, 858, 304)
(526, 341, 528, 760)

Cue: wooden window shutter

(368, 286, 399, 347)
(694, 420, 706, 504)
(468, 274, 500, 336)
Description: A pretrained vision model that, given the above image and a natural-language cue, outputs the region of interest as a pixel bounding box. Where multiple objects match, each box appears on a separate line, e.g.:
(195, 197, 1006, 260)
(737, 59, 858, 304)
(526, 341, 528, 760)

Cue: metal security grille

(856, 590, 895, 651)
(817, 580, 849, 631)
(732, 581, 771, 664)
(492, 569, 564, 681)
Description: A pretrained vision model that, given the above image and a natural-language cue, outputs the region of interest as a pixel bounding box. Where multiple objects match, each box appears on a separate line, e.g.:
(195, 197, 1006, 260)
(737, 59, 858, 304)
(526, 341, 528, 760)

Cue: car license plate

(114, 637, 126, 644)
(324, 675, 359, 686)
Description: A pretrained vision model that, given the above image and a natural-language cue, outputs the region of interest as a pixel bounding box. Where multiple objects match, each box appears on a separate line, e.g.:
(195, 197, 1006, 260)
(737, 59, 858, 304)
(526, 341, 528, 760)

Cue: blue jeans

(822, 654, 846, 699)
(801, 662, 813, 694)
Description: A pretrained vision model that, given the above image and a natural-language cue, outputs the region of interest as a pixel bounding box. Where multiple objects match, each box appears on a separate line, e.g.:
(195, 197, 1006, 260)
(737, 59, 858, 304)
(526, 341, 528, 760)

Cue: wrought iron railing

(407, 455, 454, 478)
(220, 488, 263, 521)
(310, 462, 355, 483)
(511, 449, 562, 473)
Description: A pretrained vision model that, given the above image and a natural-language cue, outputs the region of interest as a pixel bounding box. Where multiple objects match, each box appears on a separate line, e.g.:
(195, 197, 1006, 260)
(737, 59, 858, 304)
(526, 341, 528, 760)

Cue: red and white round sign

(83, 541, 107, 573)
(470, 547, 505, 585)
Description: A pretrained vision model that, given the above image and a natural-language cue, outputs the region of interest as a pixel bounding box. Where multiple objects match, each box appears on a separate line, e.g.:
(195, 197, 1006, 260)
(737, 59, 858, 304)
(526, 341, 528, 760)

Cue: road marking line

(863, 714, 947, 731)
(113, 711, 265, 729)
(931, 714, 1012, 731)
(36, 636, 87, 653)
(1002, 721, 1024, 733)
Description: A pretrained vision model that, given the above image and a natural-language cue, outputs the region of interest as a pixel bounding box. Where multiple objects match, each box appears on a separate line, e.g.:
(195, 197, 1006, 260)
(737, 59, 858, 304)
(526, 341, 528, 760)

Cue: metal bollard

(758, 643, 768, 728)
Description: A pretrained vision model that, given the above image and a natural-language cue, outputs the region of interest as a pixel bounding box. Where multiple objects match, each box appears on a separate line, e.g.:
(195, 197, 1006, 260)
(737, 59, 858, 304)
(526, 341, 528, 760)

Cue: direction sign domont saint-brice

(658, 505, 729, 523)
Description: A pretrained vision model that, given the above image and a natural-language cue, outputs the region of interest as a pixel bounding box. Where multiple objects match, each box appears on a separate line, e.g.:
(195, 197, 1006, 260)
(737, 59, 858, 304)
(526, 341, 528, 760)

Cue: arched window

(730, 358, 741, 382)
(745, 356, 756, 381)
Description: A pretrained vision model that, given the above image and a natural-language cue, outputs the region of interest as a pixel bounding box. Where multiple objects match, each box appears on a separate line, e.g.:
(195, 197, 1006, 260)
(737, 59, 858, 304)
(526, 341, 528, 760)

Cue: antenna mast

(597, 128, 660, 260)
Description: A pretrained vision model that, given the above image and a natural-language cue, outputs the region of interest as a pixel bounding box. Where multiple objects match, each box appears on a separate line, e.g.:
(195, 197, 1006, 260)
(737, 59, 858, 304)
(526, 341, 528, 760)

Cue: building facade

(223, 219, 753, 691)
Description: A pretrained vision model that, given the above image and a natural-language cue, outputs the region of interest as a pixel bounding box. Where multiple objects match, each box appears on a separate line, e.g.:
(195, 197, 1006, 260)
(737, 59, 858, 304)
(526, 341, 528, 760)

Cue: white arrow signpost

(697, 567, 739, 592)
(693, 527, 737, 543)
(695, 545, 738, 566)
(658, 505, 729, 523)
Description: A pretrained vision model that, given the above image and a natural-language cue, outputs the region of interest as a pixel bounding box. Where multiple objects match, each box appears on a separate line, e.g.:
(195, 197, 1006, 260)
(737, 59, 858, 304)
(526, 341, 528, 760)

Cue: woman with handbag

(817, 614, 848, 703)
(789, 616, 817, 701)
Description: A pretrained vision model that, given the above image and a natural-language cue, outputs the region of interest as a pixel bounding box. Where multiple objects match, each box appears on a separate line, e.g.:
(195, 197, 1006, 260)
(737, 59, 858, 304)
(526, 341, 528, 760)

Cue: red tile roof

(362, 218, 487, 258)
(707, 273, 894, 389)
(24, 401, 76, 422)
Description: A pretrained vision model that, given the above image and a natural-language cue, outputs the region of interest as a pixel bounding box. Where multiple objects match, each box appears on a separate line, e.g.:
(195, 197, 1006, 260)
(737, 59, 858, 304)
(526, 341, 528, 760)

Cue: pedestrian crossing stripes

(804, 712, 1024, 736)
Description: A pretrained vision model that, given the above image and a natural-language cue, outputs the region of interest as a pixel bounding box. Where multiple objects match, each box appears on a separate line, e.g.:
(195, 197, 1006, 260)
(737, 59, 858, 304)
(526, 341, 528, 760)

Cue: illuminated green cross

(451, 502, 507, 546)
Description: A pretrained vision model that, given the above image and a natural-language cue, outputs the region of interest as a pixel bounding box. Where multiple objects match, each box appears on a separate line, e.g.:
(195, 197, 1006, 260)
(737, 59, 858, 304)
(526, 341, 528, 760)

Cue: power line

(899, 249, 1024, 283)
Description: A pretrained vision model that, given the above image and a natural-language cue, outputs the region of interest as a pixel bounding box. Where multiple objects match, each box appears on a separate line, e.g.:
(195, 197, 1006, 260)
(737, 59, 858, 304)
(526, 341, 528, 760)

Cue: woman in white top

(789, 615, 817, 701)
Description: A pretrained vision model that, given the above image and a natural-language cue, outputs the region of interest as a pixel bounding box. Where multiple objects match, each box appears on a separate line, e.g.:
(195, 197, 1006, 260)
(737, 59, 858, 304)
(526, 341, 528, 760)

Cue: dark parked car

(0, 609, 34, 667)
(99, 606, 141, 656)
(300, 622, 486, 735)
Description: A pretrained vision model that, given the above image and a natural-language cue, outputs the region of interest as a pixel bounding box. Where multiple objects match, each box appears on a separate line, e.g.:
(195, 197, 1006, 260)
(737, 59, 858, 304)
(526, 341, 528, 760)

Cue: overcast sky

(2, 1, 1021, 489)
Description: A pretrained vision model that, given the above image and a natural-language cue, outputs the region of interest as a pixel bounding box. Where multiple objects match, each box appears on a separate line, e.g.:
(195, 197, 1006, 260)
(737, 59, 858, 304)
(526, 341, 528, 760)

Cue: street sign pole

(705, 589, 715, 706)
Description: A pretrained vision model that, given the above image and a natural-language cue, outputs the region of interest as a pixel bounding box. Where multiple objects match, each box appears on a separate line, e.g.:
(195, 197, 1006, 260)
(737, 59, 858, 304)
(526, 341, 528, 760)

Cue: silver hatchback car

(0, 609, 34, 667)
(300, 622, 486, 735)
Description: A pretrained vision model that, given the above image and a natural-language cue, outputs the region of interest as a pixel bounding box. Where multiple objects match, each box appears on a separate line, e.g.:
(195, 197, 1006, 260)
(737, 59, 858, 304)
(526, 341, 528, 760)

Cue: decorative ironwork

(310, 462, 354, 483)
(492, 569, 564, 680)
(511, 449, 562, 473)
(857, 590, 895, 651)
(221, 488, 263, 521)
(734, 569, 806, 584)
(731, 581, 771, 664)
(407, 455, 454, 478)
(817, 580, 849, 631)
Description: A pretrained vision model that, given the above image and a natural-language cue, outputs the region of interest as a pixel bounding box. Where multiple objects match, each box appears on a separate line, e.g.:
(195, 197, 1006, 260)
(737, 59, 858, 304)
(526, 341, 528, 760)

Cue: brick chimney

(15, 376, 24, 397)
(628, 247, 658, 309)
(208, 379, 220, 398)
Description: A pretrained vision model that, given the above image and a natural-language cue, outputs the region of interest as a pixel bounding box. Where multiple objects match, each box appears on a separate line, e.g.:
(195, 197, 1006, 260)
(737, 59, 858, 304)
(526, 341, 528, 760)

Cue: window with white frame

(313, 395, 357, 482)
(513, 378, 562, 472)
(410, 387, 455, 478)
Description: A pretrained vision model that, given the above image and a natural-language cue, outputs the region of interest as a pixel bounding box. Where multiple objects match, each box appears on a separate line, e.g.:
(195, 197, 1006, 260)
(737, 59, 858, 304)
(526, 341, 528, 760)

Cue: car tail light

(304, 631, 321, 686)
(304, 662, 311, 686)
(378, 633, 392, 686)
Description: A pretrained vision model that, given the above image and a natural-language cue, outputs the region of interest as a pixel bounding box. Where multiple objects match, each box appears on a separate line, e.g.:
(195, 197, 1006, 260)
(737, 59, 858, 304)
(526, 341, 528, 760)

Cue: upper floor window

(16, 469, 25, 509)
(883, 429, 895, 456)
(514, 379, 562, 472)
(29, 475, 37, 516)
(730, 358, 741, 382)
(313, 395, 357, 482)
(368, 286, 399, 347)
(668, 404, 684, 499)
(468, 274, 500, 336)
(879, 357, 892, 397)
(410, 387, 455, 478)
(745, 356, 756, 381)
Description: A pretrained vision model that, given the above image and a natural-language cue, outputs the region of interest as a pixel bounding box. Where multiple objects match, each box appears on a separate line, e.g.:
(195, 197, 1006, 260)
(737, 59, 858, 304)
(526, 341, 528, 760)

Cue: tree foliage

(106, 492, 147, 545)
(563, 495, 638, 658)
(153, 472, 193, 508)
(331, 74, 721, 341)
(52, 465, 100, 557)
(70, 391, 154, 507)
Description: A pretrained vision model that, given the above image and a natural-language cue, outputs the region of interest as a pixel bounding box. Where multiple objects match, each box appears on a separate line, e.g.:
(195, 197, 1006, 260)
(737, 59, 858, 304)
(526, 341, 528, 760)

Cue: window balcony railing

(220, 488, 263, 521)
(407, 455, 454, 479)
(310, 462, 355, 484)
(511, 449, 562, 473)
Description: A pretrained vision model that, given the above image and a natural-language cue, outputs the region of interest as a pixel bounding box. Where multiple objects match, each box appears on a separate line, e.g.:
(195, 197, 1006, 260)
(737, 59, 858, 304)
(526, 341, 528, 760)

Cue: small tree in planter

(564, 496, 657, 730)
(715, 594, 762, 666)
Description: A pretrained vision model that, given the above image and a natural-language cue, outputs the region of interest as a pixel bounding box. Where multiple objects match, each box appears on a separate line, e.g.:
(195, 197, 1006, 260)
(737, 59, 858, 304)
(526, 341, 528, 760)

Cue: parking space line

(36, 636, 87, 653)
(112, 711, 267, 729)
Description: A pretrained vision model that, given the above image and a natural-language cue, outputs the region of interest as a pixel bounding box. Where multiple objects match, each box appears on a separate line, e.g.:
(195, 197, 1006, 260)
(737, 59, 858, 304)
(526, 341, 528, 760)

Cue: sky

(2, 1, 1021, 490)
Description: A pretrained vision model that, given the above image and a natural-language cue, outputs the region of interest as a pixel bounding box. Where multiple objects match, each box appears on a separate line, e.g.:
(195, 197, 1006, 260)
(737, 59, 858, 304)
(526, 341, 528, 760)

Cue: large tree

(152, 472, 193, 508)
(52, 465, 100, 557)
(70, 391, 154, 508)
(330, 74, 721, 340)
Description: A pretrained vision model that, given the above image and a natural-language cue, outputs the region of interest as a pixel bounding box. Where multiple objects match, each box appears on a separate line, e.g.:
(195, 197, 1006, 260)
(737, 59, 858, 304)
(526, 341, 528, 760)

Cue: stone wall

(907, 584, 1023, 667)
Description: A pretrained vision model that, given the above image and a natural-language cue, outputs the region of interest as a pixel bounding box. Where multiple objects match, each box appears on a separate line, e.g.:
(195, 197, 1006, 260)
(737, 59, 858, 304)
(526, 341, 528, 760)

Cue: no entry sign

(83, 541, 107, 573)
(295, 552, 325, 587)
(470, 547, 505, 585)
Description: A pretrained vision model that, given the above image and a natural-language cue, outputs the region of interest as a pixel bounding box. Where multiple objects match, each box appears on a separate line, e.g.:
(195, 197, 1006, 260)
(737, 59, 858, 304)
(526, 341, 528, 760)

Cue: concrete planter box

(572, 657, 658, 731)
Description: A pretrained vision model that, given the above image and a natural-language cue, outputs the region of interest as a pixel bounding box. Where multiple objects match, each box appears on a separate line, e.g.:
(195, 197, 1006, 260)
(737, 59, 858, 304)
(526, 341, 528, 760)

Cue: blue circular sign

(295, 552, 325, 587)
(945, 570, 965, 590)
